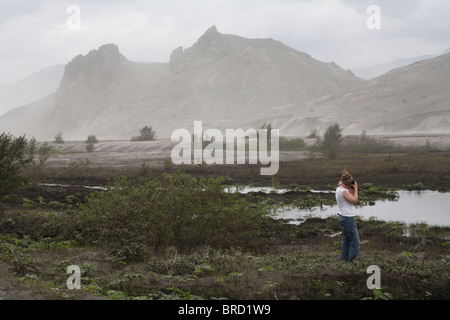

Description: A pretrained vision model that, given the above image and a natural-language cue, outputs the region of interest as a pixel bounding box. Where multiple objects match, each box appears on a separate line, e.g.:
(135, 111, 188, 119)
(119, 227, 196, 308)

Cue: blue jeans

(338, 216, 360, 262)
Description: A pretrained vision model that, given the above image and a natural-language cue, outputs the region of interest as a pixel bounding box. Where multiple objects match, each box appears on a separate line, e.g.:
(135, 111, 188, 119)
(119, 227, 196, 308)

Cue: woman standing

(336, 169, 360, 262)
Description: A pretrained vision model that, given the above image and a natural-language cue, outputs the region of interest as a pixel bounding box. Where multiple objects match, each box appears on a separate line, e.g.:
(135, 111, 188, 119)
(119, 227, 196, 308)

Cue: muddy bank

(41, 152, 450, 192)
(38, 138, 450, 192)
(0, 208, 448, 300)
(2, 172, 449, 301)
(1, 140, 448, 300)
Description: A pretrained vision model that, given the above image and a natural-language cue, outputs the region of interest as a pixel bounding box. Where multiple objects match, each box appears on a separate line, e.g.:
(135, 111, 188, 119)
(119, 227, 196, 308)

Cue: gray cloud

(0, 0, 449, 86)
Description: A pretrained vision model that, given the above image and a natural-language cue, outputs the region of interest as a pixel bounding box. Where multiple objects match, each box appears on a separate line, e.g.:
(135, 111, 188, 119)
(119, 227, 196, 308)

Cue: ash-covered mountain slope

(0, 64, 63, 116)
(2, 26, 448, 140)
(0, 26, 364, 140)
(270, 52, 450, 136)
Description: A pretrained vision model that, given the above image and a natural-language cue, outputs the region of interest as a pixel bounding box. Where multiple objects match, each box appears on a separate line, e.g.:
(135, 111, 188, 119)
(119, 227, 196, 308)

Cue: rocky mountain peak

(51, 43, 129, 131)
(196, 25, 221, 48)
(60, 43, 127, 85)
(96, 43, 121, 55)
(170, 26, 226, 69)
(3, 27, 447, 140)
(84, 43, 126, 63)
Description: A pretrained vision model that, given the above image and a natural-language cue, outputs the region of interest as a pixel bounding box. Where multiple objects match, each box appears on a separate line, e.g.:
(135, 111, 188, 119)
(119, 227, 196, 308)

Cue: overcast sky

(1, 0, 449, 86)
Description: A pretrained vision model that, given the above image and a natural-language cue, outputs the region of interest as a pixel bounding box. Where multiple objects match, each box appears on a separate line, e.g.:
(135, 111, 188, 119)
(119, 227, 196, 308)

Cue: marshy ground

(0, 137, 449, 301)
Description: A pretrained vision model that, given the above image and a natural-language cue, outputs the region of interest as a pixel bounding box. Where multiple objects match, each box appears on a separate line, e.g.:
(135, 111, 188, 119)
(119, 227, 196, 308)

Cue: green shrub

(85, 135, 98, 144)
(322, 123, 342, 159)
(279, 137, 306, 151)
(85, 135, 97, 152)
(131, 126, 156, 141)
(341, 130, 395, 155)
(86, 142, 95, 152)
(53, 133, 64, 144)
(78, 172, 270, 261)
(307, 129, 319, 139)
(0, 132, 36, 200)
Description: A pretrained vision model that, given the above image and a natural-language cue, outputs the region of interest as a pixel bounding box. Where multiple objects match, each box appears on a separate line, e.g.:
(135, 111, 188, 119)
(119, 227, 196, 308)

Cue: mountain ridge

(351, 47, 450, 80)
(275, 53, 450, 136)
(0, 26, 448, 140)
(0, 64, 64, 116)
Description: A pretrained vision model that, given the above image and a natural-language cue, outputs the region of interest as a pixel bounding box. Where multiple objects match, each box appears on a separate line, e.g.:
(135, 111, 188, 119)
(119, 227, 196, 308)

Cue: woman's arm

(343, 182, 358, 204)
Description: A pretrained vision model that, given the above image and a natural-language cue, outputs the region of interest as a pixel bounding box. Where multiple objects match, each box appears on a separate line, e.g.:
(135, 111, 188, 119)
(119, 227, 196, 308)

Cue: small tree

(85, 135, 98, 144)
(307, 128, 319, 139)
(85, 135, 97, 152)
(279, 137, 305, 151)
(86, 142, 95, 152)
(54, 132, 64, 144)
(29, 142, 53, 183)
(0, 133, 36, 200)
(131, 126, 157, 141)
(322, 123, 343, 159)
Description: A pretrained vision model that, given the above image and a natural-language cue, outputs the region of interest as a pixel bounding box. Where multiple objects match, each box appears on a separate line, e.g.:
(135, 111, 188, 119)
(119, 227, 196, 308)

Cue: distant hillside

(1, 27, 448, 140)
(351, 47, 450, 80)
(351, 55, 436, 80)
(0, 64, 63, 116)
(260, 53, 450, 136)
(0, 26, 363, 140)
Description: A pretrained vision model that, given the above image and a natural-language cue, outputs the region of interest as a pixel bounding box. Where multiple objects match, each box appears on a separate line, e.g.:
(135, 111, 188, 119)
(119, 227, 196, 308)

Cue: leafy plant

(85, 135, 98, 144)
(402, 251, 415, 258)
(307, 128, 319, 139)
(0, 133, 36, 200)
(1, 243, 37, 275)
(131, 126, 157, 141)
(53, 132, 64, 144)
(79, 172, 271, 261)
(19, 273, 39, 285)
(86, 142, 95, 152)
(57, 159, 92, 178)
(279, 137, 306, 151)
(322, 123, 343, 159)
(373, 288, 392, 300)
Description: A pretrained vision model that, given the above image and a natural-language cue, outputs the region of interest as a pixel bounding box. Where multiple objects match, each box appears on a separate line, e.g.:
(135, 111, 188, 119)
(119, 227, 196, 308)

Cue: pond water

(41, 183, 449, 226)
(226, 186, 450, 226)
(273, 190, 450, 227)
(226, 186, 330, 194)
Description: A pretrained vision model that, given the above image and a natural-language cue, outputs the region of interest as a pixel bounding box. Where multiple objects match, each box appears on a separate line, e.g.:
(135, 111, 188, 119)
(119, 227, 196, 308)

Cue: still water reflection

(42, 184, 449, 226)
(274, 190, 450, 227)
